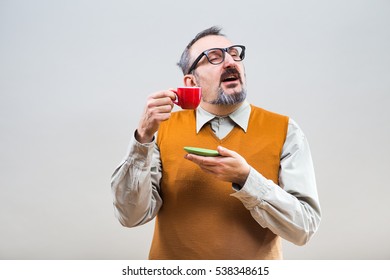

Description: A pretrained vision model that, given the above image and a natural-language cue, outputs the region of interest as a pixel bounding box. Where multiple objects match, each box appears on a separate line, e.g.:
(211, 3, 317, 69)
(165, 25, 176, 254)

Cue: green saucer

(184, 146, 220, 157)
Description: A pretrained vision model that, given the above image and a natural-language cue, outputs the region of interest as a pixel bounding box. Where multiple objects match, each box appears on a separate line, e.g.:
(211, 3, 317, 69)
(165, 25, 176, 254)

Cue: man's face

(188, 35, 247, 106)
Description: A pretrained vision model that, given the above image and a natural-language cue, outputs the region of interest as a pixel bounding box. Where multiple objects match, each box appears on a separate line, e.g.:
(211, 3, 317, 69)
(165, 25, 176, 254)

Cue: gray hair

(177, 26, 225, 75)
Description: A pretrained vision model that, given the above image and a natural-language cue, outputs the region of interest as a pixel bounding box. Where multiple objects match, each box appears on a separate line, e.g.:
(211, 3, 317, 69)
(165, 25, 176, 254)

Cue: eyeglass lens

(206, 46, 244, 65)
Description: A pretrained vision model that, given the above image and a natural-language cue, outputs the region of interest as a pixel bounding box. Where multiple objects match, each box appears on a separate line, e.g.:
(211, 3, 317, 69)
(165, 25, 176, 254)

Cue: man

(111, 26, 321, 260)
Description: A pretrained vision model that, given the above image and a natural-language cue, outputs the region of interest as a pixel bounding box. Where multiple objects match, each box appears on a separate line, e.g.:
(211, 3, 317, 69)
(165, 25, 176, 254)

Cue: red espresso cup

(172, 87, 202, 109)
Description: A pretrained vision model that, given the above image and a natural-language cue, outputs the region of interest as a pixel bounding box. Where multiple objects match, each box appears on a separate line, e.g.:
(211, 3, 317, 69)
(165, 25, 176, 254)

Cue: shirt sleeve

(230, 119, 321, 245)
(110, 132, 163, 227)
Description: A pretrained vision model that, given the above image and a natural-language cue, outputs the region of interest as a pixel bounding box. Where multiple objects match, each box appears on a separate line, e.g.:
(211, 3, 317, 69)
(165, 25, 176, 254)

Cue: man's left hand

(184, 146, 250, 187)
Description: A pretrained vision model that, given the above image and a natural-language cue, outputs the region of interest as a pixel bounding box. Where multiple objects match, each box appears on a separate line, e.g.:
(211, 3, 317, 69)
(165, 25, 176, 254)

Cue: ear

(183, 75, 198, 87)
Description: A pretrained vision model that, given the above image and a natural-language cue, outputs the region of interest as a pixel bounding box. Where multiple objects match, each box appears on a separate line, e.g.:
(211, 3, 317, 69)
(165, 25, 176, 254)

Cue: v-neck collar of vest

(195, 101, 251, 134)
(204, 123, 242, 143)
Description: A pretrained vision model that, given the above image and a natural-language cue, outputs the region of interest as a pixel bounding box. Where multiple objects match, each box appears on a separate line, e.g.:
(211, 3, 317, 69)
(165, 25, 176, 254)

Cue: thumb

(217, 146, 234, 157)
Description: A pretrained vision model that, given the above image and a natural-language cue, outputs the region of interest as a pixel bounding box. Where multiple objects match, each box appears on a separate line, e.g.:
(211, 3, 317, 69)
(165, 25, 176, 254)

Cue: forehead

(190, 35, 233, 57)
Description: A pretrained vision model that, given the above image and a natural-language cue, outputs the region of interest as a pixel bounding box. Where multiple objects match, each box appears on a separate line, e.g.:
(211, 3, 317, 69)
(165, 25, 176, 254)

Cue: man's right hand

(135, 90, 176, 143)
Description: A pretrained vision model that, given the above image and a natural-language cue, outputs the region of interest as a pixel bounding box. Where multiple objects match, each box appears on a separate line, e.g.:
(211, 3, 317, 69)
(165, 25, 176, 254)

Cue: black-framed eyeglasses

(186, 45, 246, 75)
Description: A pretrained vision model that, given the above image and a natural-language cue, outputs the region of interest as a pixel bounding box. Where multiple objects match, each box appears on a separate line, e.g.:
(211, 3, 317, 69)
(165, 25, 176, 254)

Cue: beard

(208, 87, 247, 105)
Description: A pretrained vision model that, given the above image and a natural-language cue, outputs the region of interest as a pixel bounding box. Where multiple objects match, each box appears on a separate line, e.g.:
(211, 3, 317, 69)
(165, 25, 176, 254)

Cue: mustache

(219, 68, 242, 84)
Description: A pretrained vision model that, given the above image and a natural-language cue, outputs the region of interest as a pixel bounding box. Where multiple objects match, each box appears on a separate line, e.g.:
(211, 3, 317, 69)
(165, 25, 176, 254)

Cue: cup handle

(171, 89, 179, 106)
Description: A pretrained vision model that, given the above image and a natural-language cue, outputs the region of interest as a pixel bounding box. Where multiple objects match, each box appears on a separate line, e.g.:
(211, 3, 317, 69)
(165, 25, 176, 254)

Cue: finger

(185, 154, 204, 165)
(184, 153, 203, 165)
(147, 96, 174, 109)
(150, 90, 176, 100)
(153, 112, 172, 122)
(149, 104, 174, 115)
(185, 154, 219, 167)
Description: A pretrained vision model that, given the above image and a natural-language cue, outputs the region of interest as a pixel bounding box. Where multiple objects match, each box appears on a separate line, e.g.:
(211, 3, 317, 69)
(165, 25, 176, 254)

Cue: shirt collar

(196, 101, 251, 133)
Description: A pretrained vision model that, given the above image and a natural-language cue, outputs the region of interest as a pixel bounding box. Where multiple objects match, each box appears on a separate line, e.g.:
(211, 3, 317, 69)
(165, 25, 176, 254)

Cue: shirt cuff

(125, 131, 155, 168)
(230, 167, 273, 209)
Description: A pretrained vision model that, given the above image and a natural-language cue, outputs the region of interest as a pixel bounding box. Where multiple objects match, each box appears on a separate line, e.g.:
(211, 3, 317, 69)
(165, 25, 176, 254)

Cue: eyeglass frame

(186, 45, 246, 75)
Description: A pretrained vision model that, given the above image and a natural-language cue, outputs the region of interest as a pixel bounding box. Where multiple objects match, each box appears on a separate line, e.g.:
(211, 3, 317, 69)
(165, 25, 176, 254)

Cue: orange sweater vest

(150, 105, 289, 259)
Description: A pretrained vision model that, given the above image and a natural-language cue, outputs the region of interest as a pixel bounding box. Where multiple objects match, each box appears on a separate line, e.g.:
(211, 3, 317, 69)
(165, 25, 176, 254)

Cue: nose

(222, 52, 236, 68)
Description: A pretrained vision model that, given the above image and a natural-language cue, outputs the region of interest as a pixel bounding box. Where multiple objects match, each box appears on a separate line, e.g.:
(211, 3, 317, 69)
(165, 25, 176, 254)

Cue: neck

(200, 101, 244, 116)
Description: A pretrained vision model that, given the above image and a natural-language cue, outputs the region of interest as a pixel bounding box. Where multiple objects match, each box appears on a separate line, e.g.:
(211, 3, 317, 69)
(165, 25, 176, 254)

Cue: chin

(209, 86, 247, 105)
(225, 86, 243, 95)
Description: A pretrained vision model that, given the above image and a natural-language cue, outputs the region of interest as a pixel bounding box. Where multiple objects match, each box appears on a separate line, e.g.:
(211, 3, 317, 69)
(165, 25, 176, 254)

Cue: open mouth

(222, 75, 239, 82)
(220, 69, 241, 84)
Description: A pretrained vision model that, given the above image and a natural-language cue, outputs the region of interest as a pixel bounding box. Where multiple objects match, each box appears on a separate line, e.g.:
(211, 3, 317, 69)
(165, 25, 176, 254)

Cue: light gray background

(1, 0, 389, 259)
